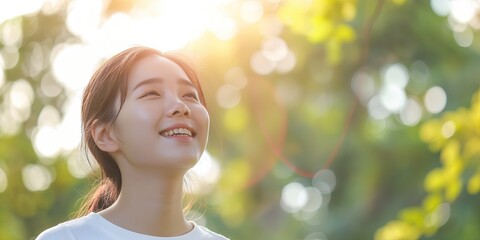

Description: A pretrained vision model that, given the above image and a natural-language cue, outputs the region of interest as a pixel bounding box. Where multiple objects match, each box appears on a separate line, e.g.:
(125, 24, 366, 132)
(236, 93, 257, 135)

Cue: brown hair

(76, 46, 206, 216)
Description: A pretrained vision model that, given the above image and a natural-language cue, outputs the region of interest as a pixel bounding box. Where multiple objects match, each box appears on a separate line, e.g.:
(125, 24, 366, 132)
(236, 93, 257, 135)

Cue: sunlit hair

(76, 46, 206, 217)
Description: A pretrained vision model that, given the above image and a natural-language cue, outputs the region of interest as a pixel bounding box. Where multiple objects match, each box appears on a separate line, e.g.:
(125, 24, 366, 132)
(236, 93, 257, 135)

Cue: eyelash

(141, 91, 198, 101)
(185, 93, 199, 101)
(142, 91, 161, 98)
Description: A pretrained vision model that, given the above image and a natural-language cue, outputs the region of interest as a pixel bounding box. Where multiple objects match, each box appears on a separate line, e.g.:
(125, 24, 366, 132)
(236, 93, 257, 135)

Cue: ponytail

(75, 178, 119, 217)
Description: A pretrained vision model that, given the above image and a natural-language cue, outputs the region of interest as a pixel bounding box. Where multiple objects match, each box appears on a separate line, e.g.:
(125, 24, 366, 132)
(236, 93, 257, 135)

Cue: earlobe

(92, 121, 119, 153)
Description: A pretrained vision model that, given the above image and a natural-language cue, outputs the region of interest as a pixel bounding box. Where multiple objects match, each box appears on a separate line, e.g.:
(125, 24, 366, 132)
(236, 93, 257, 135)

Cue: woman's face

(111, 55, 210, 171)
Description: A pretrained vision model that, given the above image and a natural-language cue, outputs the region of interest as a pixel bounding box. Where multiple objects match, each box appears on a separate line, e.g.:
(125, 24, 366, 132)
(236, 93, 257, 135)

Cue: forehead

(127, 55, 191, 89)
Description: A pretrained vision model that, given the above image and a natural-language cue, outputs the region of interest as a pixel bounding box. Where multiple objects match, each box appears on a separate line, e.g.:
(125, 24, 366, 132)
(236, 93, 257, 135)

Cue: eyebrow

(132, 77, 196, 91)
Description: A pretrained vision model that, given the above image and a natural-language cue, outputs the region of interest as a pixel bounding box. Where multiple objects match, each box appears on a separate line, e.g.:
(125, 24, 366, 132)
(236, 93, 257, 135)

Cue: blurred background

(1, 0, 480, 239)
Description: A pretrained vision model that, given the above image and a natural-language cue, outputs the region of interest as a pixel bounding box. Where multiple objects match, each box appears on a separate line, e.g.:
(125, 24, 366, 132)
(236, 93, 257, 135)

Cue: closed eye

(140, 91, 161, 98)
(184, 92, 199, 101)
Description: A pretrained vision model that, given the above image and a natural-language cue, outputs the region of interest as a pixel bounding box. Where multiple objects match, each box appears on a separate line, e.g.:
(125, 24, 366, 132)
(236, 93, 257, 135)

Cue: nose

(167, 97, 191, 117)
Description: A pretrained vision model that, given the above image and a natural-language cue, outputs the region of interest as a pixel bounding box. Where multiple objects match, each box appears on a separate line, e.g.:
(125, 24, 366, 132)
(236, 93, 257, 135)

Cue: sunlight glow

(66, 0, 104, 39)
(67, 151, 96, 179)
(187, 151, 222, 194)
(240, 0, 264, 23)
(42, 0, 243, 161)
(0, 0, 45, 24)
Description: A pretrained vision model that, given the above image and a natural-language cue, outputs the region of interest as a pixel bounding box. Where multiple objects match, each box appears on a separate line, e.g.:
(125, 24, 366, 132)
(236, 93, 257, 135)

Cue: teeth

(161, 128, 192, 137)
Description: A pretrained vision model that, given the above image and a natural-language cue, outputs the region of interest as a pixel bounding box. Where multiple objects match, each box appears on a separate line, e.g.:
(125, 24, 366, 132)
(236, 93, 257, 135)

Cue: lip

(159, 123, 197, 137)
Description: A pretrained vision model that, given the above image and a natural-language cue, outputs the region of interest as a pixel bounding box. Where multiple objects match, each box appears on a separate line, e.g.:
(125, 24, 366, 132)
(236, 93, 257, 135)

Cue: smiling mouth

(160, 128, 195, 137)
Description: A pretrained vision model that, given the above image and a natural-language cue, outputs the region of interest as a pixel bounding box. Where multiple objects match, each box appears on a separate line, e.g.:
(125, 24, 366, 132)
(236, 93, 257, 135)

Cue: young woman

(36, 46, 229, 240)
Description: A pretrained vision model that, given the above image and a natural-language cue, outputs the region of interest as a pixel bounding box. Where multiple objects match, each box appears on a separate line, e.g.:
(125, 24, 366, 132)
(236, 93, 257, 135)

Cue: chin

(160, 154, 200, 169)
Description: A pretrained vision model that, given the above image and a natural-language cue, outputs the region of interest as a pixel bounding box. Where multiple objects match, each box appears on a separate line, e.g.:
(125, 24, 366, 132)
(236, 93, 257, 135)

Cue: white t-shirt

(36, 212, 229, 240)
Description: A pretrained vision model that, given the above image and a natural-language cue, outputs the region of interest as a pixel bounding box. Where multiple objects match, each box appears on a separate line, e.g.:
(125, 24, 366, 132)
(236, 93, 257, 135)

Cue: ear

(91, 120, 119, 153)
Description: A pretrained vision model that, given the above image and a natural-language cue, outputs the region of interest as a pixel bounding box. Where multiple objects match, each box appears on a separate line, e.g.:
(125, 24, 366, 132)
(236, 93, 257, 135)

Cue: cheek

(195, 106, 210, 134)
(115, 104, 158, 137)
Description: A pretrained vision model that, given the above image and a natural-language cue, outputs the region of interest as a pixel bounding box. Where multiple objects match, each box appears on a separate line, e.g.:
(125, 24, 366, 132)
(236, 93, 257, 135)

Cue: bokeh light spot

(383, 63, 409, 89)
(425, 203, 451, 228)
(302, 187, 323, 212)
(430, 0, 450, 17)
(399, 98, 422, 126)
(216, 84, 242, 109)
(453, 27, 474, 47)
(1, 46, 19, 69)
(450, 0, 476, 24)
(250, 51, 275, 75)
(379, 84, 407, 113)
(225, 67, 248, 89)
(441, 120, 456, 138)
(40, 73, 63, 98)
(351, 71, 375, 104)
(424, 86, 447, 114)
(1, 18, 23, 47)
(37, 105, 60, 127)
(33, 126, 61, 158)
(0, 167, 7, 193)
(313, 169, 336, 194)
(262, 37, 288, 62)
(240, 0, 264, 23)
(275, 50, 297, 73)
(8, 79, 34, 122)
(368, 95, 390, 120)
(22, 164, 53, 192)
(281, 182, 308, 213)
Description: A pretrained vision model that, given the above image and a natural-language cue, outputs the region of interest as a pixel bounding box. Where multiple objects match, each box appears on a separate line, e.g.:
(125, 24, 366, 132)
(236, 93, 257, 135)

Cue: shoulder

(196, 225, 230, 240)
(35, 214, 93, 240)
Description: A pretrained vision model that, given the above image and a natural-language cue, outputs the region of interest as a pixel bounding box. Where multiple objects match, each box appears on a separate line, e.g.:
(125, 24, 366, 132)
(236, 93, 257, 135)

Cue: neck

(99, 168, 192, 237)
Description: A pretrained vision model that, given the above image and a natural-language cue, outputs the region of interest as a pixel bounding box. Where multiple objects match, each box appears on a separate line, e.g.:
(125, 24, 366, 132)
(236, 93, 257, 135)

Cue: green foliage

(278, 0, 357, 64)
(375, 91, 480, 239)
